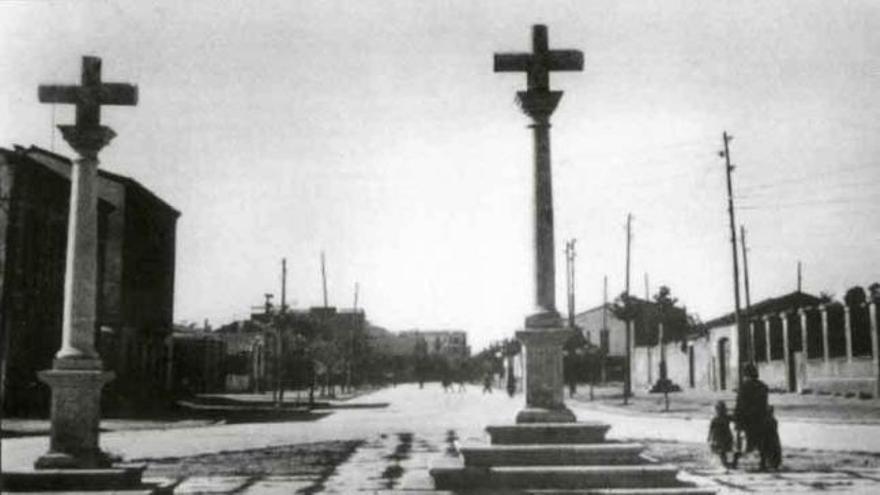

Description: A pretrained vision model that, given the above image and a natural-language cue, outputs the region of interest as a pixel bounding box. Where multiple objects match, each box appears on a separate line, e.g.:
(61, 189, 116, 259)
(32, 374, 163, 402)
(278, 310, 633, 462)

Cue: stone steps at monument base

(523, 488, 716, 495)
(430, 464, 684, 490)
(462, 443, 648, 466)
(0, 467, 175, 494)
(487, 422, 611, 445)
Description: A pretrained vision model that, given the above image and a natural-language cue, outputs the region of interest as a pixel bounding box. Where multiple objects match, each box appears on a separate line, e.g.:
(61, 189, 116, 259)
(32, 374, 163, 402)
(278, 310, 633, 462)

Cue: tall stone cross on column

(35, 56, 138, 469)
(495, 25, 583, 423)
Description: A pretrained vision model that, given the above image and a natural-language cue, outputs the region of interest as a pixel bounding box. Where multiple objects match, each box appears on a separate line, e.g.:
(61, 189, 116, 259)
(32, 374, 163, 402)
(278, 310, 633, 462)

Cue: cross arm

(494, 53, 531, 72)
(38, 85, 79, 104)
(97, 83, 138, 105)
(37, 84, 138, 105)
(547, 50, 584, 71)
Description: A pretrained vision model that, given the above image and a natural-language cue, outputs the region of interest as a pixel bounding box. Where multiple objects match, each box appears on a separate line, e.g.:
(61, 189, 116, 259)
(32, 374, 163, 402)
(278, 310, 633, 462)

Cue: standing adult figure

(733, 362, 769, 470)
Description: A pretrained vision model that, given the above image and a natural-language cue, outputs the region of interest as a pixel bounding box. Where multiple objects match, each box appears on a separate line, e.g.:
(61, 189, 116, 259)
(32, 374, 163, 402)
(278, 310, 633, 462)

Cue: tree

(844, 286, 867, 307)
(870, 283, 880, 303)
(611, 291, 639, 403)
(649, 285, 682, 412)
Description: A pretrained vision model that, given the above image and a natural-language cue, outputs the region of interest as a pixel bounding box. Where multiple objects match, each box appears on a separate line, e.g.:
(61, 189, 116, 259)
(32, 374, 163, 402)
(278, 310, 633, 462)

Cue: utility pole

(321, 251, 329, 309)
(741, 226, 753, 364)
(644, 273, 649, 300)
(797, 261, 802, 292)
(601, 274, 608, 383)
(278, 258, 288, 404)
(623, 213, 632, 404)
(721, 131, 745, 384)
(347, 282, 359, 393)
(281, 258, 288, 313)
(740, 226, 751, 309)
(564, 239, 577, 328)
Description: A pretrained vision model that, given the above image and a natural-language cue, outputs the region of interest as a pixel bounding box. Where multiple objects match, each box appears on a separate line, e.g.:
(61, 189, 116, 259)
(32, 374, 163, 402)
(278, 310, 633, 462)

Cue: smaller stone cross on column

(35, 56, 137, 469)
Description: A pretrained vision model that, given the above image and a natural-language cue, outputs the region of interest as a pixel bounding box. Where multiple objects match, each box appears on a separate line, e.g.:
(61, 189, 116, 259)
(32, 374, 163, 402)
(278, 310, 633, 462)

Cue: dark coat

(734, 378, 769, 452)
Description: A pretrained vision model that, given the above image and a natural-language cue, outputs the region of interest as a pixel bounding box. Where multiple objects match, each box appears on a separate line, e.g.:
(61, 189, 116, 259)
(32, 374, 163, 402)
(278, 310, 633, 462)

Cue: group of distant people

(708, 363, 781, 471)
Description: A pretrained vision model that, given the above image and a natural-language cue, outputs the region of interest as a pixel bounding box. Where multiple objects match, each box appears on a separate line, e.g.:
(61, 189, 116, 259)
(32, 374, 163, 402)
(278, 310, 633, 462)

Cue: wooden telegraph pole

(721, 132, 745, 385)
(623, 213, 632, 403)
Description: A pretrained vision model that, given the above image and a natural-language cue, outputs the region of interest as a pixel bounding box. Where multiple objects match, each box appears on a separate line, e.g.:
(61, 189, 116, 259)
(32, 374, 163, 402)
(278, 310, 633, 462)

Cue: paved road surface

(5, 384, 880, 493)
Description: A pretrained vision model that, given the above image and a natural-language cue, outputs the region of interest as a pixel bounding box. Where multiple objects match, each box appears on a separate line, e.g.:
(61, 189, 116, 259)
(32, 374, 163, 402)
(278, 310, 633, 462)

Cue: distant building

(1, 145, 179, 414)
(574, 298, 688, 382)
(374, 329, 470, 358)
(168, 328, 226, 394)
(214, 305, 369, 392)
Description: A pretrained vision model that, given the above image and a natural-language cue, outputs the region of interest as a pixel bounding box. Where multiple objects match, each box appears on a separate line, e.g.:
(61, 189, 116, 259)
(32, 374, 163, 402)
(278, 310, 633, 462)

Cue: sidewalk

(569, 384, 880, 425)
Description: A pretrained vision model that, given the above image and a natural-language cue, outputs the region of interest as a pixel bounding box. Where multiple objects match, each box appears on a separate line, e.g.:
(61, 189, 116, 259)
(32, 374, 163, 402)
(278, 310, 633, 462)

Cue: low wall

(756, 360, 787, 391)
(225, 374, 252, 392)
(802, 356, 876, 396)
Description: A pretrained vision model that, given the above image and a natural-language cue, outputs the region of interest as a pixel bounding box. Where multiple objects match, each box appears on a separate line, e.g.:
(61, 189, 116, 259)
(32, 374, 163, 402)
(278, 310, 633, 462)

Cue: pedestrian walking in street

(482, 372, 494, 394)
(708, 400, 734, 468)
(732, 362, 769, 470)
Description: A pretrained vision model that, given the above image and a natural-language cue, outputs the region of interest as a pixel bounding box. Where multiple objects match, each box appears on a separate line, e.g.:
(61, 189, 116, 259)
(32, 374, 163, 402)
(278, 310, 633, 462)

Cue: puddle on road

(379, 431, 414, 489)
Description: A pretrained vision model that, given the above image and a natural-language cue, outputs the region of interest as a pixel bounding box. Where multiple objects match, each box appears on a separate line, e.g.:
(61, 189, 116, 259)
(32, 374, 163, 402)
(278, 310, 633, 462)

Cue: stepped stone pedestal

(0, 464, 177, 494)
(431, 423, 716, 493)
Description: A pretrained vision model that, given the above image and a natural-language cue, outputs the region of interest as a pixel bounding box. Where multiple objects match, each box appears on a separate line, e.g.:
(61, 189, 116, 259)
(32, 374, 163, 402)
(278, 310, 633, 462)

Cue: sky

(2, 0, 878, 351)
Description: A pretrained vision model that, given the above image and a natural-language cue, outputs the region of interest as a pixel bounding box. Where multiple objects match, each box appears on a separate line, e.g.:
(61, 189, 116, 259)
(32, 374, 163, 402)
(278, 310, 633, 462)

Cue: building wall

(1, 150, 75, 414)
(1, 146, 180, 413)
(632, 300, 879, 397)
(574, 305, 627, 356)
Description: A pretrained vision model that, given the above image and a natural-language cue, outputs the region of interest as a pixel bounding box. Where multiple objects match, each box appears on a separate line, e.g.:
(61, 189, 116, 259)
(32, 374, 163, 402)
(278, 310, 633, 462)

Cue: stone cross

(35, 56, 137, 469)
(495, 25, 583, 424)
(494, 24, 584, 92)
(495, 25, 583, 328)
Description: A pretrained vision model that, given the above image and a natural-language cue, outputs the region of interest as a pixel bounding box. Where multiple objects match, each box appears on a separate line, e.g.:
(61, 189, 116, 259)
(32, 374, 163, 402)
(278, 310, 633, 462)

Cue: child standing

(708, 401, 734, 468)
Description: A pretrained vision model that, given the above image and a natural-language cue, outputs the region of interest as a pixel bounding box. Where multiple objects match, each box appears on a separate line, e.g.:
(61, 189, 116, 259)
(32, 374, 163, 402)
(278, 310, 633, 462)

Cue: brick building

(0, 145, 179, 414)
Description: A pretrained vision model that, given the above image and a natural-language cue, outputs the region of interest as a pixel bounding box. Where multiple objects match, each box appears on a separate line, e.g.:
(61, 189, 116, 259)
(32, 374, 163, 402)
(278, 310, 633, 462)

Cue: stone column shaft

(763, 316, 772, 362)
(517, 90, 562, 328)
(533, 119, 555, 315)
(57, 155, 100, 366)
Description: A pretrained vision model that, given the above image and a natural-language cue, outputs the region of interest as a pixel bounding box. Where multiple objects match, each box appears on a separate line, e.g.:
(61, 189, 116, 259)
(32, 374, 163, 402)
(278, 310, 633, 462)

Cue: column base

(516, 406, 576, 424)
(35, 450, 118, 470)
(35, 368, 115, 470)
(515, 327, 576, 423)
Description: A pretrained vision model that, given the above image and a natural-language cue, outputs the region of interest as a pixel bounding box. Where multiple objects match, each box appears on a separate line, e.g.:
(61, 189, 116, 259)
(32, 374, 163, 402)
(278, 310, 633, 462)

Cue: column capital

(516, 89, 562, 123)
(58, 125, 116, 159)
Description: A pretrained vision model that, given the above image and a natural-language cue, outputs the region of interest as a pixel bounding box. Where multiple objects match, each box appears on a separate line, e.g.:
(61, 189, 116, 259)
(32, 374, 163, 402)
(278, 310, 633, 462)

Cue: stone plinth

(462, 443, 646, 466)
(431, 464, 685, 491)
(487, 422, 610, 445)
(516, 328, 576, 423)
(35, 369, 115, 469)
